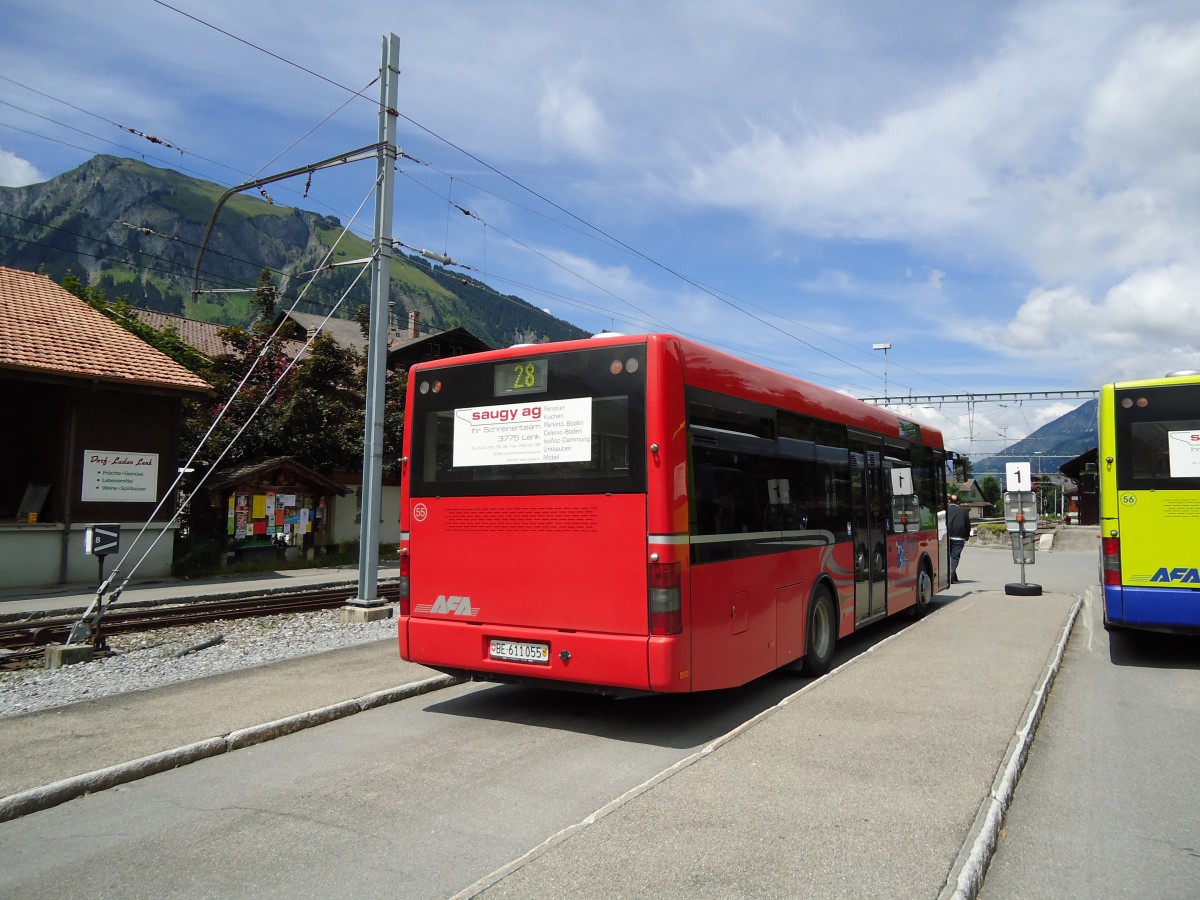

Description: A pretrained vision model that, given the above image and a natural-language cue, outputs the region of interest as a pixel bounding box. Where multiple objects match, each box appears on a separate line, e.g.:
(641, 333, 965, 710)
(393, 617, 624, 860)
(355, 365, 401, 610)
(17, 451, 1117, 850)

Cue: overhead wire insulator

(419, 249, 458, 267)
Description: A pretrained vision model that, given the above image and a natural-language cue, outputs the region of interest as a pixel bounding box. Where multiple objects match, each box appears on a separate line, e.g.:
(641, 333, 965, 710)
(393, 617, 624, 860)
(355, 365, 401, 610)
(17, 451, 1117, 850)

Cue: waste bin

(1011, 532, 1036, 564)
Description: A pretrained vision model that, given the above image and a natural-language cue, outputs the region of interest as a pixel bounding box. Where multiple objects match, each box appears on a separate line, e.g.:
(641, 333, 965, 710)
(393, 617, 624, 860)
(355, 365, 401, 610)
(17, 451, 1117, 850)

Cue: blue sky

(2, 0, 1198, 459)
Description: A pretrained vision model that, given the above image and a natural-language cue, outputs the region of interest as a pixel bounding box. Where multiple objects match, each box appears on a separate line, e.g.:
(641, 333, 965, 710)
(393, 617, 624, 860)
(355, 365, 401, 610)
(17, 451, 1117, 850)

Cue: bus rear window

(1115, 384, 1200, 490)
(409, 346, 647, 497)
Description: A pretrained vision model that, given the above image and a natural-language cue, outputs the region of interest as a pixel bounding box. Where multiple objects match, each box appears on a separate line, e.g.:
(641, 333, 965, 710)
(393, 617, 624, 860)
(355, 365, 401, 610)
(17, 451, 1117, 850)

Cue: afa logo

(415, 595, 479, 616)
(1150, 567, 1200, 584)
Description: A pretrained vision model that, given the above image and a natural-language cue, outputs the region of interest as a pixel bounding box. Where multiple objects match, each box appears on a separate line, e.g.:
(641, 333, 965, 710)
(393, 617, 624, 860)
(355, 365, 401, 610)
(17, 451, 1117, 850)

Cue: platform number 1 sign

(1005, 462, 1032, 492)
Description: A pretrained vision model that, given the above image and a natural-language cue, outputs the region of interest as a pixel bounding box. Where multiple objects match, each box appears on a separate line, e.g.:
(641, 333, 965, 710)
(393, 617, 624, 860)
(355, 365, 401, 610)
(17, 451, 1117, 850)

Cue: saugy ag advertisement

(453, 398, 592, 467)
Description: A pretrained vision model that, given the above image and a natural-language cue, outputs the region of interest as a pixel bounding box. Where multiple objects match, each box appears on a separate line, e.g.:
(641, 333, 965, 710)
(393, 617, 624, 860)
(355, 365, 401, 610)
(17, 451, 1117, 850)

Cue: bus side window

(693, 462, 721, 535)
(691, 457, 751, 563)
(692, 458, 750, 536)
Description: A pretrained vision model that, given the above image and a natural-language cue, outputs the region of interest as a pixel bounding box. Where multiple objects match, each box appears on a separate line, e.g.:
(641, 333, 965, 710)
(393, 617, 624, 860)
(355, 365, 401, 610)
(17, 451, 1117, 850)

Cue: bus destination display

(494, 359, 548, 396)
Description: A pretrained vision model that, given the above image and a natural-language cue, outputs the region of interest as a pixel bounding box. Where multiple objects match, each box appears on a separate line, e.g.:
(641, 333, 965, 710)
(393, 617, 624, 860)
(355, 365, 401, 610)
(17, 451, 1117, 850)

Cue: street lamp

(872, 343, 892, 401)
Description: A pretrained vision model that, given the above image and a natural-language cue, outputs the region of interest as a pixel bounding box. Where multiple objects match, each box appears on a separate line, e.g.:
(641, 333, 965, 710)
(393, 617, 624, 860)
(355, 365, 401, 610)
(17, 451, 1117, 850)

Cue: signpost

(83, 523, 120, 587)
(1003, 463, 1042, 596)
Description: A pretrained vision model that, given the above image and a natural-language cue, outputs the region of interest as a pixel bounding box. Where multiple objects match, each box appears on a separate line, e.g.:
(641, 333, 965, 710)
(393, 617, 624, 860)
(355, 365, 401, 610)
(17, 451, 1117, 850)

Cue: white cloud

(0, 148, 44, 186)
(537, 77, 609, 161)
(1082, 22, 1200, 183)
(1002, 264, 1200, 380)
(798, 269, 860, 296)
(5, 0, 1199, 407)
(662, 0, 1200, 342)
(1018, 20, 1200, 283)
(534, 246, 642, 300)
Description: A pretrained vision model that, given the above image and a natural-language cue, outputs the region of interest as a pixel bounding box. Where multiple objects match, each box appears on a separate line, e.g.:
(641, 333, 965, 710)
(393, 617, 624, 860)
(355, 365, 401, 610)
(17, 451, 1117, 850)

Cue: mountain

(0, 154, 587, 347)
(971, 399, 1098, 480)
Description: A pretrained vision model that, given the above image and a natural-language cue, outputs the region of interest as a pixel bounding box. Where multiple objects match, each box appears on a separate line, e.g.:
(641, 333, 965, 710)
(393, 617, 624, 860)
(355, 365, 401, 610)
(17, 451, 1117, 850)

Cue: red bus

(398, 334, 948, 695)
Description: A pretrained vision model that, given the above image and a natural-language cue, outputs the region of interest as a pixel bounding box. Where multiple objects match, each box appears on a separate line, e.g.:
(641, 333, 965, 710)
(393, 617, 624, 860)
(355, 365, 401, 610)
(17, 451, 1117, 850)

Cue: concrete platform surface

(470, 584, 1083, 897)
(0, 642, 439, 802)
(1, 546, 1094, 898)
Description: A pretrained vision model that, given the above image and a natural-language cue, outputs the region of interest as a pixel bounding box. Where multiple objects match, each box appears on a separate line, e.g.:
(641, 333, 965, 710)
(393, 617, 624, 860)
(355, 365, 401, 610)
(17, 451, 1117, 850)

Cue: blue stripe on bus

(1105, 583, 1200, 630)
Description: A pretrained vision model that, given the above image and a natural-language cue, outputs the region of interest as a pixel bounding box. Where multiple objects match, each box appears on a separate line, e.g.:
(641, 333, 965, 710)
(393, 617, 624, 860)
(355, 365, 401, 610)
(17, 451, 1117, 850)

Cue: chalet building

(1061, 449, 1099, 526)
(273, 309, 380, 354)
(388, 310, 491, 371)
(0, 267, 211, 589)
(274, 308, 491, 369)
(949, 479, 995, 519)
(0, 268, 496, 589)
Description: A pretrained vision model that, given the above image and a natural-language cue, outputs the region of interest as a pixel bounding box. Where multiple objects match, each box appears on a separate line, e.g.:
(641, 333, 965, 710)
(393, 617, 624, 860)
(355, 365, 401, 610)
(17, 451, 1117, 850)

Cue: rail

(0, 584, 400, 669)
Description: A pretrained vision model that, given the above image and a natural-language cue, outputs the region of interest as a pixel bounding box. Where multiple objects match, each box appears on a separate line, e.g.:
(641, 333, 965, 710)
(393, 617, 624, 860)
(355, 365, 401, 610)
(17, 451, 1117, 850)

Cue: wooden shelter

(205, 457, 346, 560)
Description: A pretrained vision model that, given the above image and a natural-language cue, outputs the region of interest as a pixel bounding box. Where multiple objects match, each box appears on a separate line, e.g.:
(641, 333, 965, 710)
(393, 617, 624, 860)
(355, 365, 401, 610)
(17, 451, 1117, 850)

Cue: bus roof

(1106, 370, 1200, 391)
(669, 335, 942, 449)
(409, 332, 943, 449)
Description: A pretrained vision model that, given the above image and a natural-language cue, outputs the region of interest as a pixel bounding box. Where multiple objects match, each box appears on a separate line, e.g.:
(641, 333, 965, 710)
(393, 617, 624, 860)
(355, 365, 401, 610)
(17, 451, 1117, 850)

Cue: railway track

(0, 584, 399, 668)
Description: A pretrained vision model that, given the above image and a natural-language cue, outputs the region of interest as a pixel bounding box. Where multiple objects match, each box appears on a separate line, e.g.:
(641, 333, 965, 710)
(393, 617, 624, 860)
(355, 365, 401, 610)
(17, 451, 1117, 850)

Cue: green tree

(272, 332, 364, 473)
(980, 475, 1002, 509)
(353, 303, 371, 338)
(383, 368, 407, 483)
(958, 455, 974, 480)
(201, 326, 294, 467)
(250, 268, 277, 334)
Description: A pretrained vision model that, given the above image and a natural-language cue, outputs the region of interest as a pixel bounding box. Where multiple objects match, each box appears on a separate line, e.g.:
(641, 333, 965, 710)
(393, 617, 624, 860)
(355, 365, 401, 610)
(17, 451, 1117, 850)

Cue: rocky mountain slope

(972, 399, 1098, 479)
(0, 154, 586, 347)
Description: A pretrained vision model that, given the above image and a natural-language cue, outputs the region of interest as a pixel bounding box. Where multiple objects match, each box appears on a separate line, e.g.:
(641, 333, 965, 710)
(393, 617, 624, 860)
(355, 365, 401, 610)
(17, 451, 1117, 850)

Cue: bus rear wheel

(801, 587, 837, 676)
(910, 564, 933, 619)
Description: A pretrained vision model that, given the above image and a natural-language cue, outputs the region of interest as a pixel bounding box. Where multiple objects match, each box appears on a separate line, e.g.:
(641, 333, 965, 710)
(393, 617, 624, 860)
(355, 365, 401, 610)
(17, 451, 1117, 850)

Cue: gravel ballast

(0, 607, 399, 719)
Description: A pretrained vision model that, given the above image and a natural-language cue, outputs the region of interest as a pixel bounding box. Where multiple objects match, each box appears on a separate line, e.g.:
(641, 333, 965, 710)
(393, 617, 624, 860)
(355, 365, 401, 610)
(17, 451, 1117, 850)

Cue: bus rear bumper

(1104, 584, 1200, 634)
(399, 616, 692, 694)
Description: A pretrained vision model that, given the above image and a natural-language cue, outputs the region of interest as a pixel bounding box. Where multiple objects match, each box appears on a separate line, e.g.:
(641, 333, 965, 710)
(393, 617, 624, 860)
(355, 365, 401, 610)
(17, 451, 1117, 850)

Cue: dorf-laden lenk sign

(82, 449, 159, 502)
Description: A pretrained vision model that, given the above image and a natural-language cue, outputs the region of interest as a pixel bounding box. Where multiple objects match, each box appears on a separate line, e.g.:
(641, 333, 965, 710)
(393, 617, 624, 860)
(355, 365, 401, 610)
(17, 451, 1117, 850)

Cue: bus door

(851, 436, 888, 624)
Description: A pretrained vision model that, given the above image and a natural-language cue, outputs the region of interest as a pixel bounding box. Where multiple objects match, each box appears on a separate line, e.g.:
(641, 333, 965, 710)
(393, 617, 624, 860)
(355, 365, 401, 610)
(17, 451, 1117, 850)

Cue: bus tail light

(649, 561, 682, 635)
(1101, 536, 1121, 587)
(399, 553, 411, 616)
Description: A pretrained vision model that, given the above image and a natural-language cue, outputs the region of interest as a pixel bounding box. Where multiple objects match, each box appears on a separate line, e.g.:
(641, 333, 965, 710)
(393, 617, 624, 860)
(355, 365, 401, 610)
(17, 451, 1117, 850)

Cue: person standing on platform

(946, 495, 971, 583)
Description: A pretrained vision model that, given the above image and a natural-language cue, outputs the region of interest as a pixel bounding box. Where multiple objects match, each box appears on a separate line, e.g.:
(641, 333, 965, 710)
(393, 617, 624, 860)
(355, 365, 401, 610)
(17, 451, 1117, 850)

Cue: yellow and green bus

(1099, 371, 1200, 633)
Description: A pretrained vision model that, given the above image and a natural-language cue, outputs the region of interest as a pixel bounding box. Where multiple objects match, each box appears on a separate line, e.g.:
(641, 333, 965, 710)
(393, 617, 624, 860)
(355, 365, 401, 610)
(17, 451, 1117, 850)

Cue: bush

(171, 538, 399, 579)
(172, 537, 226, 578)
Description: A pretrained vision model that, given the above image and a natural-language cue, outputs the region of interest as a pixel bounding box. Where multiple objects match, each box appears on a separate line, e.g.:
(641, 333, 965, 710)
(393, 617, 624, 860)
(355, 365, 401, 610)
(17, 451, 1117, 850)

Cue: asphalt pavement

(0, 532, 1099, 898)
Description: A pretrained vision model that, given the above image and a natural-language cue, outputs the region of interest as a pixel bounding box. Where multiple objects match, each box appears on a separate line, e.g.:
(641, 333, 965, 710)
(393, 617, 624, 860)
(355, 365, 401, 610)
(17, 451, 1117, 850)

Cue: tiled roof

(205, 456, 347, 495)
(124, 308, 308, 362)
(0, 267, 211, 394)
(125, 308, 236, 360)
(282, 310, 407, 351)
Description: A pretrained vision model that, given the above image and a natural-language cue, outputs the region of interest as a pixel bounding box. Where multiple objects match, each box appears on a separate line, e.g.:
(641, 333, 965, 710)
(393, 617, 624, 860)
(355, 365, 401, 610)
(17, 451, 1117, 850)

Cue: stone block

(340, 604, 394, 625)
(44, 643, 94, 669)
